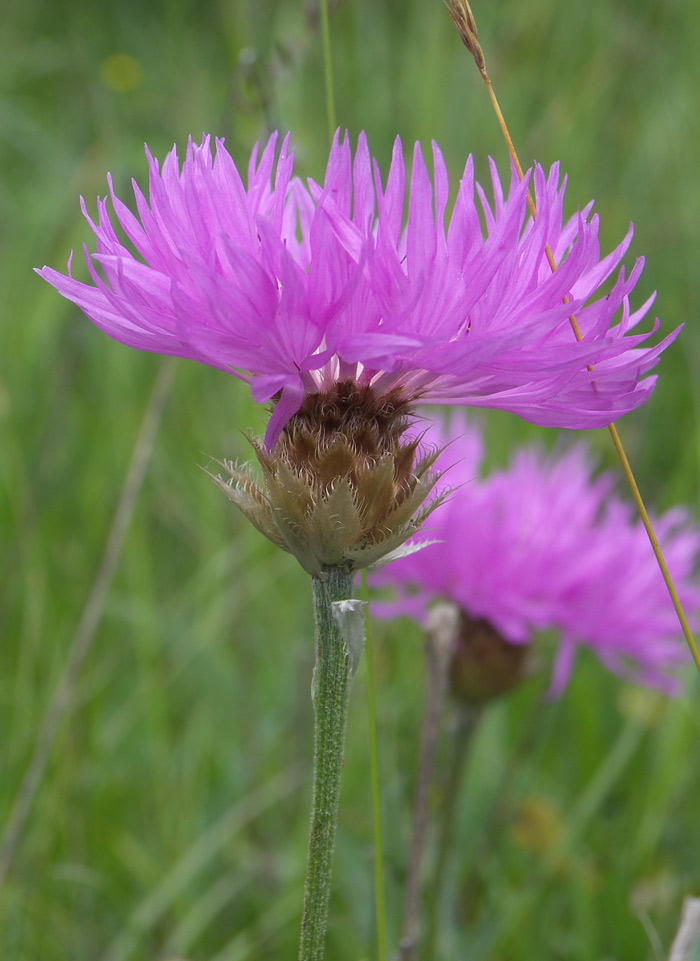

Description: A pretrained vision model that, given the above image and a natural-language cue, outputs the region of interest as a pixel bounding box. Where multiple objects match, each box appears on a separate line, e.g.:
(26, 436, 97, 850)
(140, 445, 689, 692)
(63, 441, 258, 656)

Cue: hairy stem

(299, 566, 356, 961)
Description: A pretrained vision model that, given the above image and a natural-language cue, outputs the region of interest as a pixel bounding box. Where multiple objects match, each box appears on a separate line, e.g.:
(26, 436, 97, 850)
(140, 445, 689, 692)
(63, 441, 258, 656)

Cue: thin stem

(319, 0, 337, 142)
(299, 566, 355, 961)
(399, 605, 459, 961)
(605, 425, 700, 677)
(445, 0, 700, 678)
(0, 357, 176, 896)
(424, 705, 481, 960)
(361, 570, 387, 961)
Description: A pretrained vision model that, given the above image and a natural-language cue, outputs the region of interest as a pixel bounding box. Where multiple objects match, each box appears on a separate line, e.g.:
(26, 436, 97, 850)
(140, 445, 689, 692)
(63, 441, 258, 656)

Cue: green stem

(319, 0, 337, 140)
(424, 705, 481, 960)
(361, 571, 387, 961)
(400, 606, 459, 961)
(299, 566, 356, 961)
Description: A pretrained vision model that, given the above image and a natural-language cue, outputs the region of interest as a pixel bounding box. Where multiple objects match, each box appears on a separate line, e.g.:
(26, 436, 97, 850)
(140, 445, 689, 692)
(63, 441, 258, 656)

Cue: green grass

(2, 0, 700, 957)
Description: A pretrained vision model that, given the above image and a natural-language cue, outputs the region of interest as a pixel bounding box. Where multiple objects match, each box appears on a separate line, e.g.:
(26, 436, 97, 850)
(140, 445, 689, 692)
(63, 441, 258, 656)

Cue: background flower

(373, 414, 700, 694)
(38, 131, 678, 446)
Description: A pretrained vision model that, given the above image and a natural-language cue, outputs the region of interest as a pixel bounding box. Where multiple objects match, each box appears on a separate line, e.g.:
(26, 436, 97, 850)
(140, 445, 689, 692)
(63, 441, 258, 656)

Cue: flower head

(207, 382, 445, 577)
(372, 415, 700, 696)
(38, 131, 678, 449)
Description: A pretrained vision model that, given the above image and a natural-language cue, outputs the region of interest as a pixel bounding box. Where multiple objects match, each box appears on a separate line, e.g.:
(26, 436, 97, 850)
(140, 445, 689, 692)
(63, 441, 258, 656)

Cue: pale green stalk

(299, 567, 356, 961)
(424, 705, 481, 959)
(297, 19, 342, 953)
(362, 570, 387, 961)
(399, 606, 457, 961)
(319, 0, 337, 140)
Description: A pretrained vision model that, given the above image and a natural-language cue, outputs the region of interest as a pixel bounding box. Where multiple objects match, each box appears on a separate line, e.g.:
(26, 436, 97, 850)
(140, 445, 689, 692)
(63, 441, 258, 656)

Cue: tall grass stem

(0, 357, 176, 896)
(451, 1, 700, 679)
(319, 0, 337, 141)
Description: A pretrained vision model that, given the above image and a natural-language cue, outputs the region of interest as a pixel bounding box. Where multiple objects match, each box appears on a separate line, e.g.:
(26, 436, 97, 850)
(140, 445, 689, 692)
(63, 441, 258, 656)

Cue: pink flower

(38, 131, 678, 447)
(373, 415, 700, 695)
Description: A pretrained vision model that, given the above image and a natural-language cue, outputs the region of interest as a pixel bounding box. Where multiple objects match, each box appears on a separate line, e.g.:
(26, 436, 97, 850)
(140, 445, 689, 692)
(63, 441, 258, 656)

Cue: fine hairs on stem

(299, 568, 359, 961)
(311, 13, 389, 951)
(443, 0, 700, 680)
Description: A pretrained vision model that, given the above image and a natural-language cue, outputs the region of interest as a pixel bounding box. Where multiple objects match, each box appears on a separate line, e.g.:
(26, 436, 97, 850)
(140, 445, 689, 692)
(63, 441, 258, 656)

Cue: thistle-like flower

(38, 131, 679, 573)
(373, 415, 700, 697)
(39, 131, 677, 443)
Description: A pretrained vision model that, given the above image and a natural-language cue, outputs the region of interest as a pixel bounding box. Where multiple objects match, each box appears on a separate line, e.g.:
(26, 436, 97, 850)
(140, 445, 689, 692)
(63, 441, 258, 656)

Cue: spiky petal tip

(38, 131, 680, 449)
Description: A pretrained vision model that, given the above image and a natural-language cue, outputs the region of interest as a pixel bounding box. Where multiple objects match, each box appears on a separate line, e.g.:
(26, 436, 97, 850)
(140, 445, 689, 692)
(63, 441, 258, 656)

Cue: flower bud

(450, 611, 532, 705)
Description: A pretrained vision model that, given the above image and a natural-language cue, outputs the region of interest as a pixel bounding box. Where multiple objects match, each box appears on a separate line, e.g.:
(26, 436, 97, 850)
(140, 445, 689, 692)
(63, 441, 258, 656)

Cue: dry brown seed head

(443, 0, 486, 73)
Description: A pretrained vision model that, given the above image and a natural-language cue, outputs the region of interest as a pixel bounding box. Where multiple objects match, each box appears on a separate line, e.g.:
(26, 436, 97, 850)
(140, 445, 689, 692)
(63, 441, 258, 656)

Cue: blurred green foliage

(1, 0, 699, 957)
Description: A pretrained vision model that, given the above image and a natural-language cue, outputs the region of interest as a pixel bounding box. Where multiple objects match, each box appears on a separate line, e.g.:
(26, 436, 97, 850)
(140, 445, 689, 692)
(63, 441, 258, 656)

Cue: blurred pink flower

(373, 415, 700, 695)
(38, 131, 678, 447)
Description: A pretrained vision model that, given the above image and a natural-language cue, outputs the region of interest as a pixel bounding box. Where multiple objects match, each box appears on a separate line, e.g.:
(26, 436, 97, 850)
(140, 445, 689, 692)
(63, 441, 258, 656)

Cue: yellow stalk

(443, 0, 700, 677)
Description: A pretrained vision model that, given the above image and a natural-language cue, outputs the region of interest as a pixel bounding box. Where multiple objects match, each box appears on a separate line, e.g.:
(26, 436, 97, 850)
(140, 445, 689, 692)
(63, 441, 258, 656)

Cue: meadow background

(2, 0, 700, 957)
